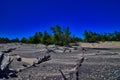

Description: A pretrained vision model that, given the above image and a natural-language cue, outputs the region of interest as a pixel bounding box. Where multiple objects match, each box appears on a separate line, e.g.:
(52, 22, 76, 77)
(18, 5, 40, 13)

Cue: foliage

(2, 25, 120, 45)
(50, 25, 63, 45)
(20, 25, 81, 45)
(11, 38, 20, 42)
(84, 30, 120, 42)
(50, 25, 72, 45)
(20, 37, 28, 43)
(0, 37, 10, 43)
(41, 31, 52, 45)
(28, 32, 43, 44)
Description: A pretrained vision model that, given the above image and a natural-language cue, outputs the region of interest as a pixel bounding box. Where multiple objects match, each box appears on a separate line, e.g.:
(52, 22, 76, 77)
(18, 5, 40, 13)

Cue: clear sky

(0, 0, 120, 39)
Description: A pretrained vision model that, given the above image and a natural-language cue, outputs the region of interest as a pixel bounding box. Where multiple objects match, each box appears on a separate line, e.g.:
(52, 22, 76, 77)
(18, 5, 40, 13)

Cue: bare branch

(59, 69, 68, 80)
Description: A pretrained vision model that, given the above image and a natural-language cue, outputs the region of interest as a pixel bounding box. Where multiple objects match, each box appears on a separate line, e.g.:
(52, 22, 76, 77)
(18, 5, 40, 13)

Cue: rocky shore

(0, 42, 120, 80)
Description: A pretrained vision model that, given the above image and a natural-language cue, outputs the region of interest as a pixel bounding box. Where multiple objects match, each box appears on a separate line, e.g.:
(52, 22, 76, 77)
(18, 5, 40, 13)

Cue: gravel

(0, 43, 120, 80)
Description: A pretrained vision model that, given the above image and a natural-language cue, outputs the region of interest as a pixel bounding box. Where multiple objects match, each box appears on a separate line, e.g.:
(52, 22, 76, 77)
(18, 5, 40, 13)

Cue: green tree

(21, 37, 28, 43)
(28, 32, 43, 44)
(84, 30, 91, 42)
(0, 37, 10, 43)
(50, 25, 63, 45)
(114, 31, 120, 41)
(41, 31, 52, 45)
(63, 27, 71, 45)
(11, 38, 19, 42)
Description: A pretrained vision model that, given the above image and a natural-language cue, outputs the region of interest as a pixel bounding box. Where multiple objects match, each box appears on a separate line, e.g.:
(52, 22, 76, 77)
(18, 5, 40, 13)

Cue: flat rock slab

(0, 43, 81, 79)
(78, 48, 120, 80)
(0, 43, 120, 80)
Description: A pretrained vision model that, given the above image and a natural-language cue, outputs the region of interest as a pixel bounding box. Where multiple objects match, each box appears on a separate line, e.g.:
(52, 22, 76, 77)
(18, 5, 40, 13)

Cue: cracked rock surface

(0, 42, 120, 80)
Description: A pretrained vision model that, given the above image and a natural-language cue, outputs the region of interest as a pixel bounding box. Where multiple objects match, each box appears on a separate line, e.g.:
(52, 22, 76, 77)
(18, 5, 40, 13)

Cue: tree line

(84, 30, 120, 42)
(0, 25, 120, 45)
(0, 25, 82, 45)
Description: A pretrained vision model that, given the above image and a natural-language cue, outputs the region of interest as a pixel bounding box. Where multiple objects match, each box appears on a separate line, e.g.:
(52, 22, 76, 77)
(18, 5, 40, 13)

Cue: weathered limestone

(2, 48, 16, 53)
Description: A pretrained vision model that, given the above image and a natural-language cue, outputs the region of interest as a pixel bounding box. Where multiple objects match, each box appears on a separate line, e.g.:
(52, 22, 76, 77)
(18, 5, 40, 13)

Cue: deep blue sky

(0, 0, 120, 39)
